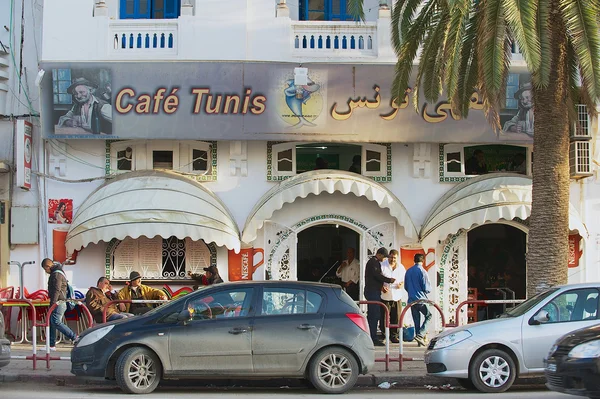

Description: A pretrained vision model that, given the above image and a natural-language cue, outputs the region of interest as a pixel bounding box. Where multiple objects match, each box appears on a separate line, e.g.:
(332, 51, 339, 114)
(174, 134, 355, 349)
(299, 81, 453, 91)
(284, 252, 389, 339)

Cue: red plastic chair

(0, 287, 15, 340)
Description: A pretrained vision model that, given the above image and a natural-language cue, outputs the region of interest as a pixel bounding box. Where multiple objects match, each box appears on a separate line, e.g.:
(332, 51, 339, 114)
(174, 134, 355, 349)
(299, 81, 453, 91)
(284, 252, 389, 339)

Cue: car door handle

(297, 324, 316, 330)
(228, 327, 250, 334)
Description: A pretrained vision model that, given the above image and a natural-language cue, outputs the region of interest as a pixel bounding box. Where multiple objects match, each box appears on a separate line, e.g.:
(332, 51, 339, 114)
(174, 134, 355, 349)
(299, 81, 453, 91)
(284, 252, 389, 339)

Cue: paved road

(0, 385, 573, 398)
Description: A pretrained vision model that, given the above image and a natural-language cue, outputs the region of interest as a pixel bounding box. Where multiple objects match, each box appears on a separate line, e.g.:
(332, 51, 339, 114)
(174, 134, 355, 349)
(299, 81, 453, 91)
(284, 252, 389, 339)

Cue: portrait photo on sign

(51, 68, 113, 136)
(48, 199, 73, 224)
(501, 73, 534, 137)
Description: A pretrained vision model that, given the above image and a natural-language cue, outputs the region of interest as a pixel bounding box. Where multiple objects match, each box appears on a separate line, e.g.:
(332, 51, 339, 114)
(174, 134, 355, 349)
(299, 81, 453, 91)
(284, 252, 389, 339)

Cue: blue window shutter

(120, 0, 151, 19)
(163, 0, 180, 19)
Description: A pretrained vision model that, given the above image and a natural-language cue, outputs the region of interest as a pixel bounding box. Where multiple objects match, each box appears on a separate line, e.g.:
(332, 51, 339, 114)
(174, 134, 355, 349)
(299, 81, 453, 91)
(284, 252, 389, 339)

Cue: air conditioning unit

(571, 104, 592, 140)
(570, 141, 593, 179)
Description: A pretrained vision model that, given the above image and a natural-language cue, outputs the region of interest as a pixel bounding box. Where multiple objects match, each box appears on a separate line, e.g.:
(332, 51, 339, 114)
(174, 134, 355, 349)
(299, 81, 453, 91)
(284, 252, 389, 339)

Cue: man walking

(381, 249, 405, 343)
(404, 253, 432, 346)
(364, 247, 395, 346)
(41, 258, 77, 351)
(336, 248, 360, 301)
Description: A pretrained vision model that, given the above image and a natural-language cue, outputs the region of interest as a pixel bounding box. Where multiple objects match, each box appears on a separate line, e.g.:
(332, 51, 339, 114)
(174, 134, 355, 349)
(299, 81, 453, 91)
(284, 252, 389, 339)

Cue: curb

(0, 372, 547, 389)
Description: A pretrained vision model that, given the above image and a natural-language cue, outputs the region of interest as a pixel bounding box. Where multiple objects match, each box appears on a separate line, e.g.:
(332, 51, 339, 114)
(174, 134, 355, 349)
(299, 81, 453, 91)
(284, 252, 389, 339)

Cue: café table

(1, 300, 49, 344)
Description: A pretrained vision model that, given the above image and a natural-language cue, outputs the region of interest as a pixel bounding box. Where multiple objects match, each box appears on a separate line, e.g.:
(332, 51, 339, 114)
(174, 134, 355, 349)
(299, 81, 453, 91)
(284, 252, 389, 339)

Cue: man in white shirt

(381, 249, 405, 343)
(336, 248, 360, 300)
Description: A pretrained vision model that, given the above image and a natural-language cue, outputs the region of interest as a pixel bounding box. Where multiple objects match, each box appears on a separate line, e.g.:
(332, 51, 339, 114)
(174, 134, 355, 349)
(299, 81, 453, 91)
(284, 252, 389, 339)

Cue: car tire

(115, 347, 162, 394)
(469, 349, 516, 393)
(308, 346, 359, 394)
(456, 378, 476, 390)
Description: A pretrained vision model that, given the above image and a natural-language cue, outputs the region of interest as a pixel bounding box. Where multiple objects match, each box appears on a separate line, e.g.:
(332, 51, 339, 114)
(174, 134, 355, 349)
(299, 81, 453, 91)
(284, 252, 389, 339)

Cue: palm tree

(350, 0, 600, 296)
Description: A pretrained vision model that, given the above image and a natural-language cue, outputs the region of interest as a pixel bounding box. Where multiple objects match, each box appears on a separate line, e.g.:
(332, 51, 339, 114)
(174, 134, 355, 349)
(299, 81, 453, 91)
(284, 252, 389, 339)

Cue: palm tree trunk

(527, 0, 570, 297)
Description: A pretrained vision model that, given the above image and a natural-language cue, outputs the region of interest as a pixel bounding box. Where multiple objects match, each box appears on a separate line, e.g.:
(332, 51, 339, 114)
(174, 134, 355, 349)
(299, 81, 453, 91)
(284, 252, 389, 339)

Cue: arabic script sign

(40, 62, 532, 143)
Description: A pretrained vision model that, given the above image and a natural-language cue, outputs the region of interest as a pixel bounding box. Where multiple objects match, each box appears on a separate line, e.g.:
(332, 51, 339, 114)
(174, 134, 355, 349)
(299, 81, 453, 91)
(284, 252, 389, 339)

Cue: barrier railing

(398, 299, 446, 371)
(0, 298, 38, 367)
(451, 299, 526, 327)
(358, 300, 391, 371)
(101, 299, 169, 323)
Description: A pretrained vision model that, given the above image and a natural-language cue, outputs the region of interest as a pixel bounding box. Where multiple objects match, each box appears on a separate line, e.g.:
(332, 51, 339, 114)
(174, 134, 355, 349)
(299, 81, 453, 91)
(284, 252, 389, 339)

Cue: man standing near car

(336, 248, 360, 301)
(405, 253, 432, 346)
(364, 247, 395, 346)
(41, 258, 77, 351)
(381, 249, 405, 343)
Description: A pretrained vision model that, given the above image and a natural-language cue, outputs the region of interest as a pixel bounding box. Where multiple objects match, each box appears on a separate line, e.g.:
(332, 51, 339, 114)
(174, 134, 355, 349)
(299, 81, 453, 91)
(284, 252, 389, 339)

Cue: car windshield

(144, 286, 210, 316)
(499, 288, 559, 317)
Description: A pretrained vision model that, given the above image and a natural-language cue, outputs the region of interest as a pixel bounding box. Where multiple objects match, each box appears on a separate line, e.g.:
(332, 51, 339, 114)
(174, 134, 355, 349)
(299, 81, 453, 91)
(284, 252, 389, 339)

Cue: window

(440, 144, 531, 182)
(261, 288, 323, 315)
(146, 141, 179, 170)
(299, 0, 355, 21)
(540, 289, 599, 323)
(153, 150, 174, 169)
(117, 146, 133, 171)
(572, 105, 592, 139)
(120, 0, 181, 19)
(186, 288, 254, 320)
(52, 69, 72, 105)
(180, 141, 212, 175)
(110, 237, 216, 281)
(268, 142, 391, 181)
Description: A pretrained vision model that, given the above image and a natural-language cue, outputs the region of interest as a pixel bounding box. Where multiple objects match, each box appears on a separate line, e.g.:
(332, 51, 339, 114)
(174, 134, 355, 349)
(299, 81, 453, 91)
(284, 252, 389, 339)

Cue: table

(1, 301, 49, 344)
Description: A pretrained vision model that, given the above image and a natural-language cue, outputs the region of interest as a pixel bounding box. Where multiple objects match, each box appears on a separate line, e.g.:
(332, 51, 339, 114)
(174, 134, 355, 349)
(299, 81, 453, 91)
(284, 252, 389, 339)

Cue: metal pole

(9, 260, 36, 299)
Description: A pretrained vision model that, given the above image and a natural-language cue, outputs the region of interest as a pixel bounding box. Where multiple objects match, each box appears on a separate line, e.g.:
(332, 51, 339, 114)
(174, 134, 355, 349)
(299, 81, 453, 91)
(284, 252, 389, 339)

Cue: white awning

(419, 173, 588, 250)
(241, 170, 417, 244)
(66, 170, 241, 253)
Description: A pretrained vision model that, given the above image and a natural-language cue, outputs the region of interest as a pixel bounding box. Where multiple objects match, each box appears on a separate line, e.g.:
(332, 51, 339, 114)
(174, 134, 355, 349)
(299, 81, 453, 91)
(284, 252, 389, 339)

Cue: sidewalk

(0, 342, 544, 389)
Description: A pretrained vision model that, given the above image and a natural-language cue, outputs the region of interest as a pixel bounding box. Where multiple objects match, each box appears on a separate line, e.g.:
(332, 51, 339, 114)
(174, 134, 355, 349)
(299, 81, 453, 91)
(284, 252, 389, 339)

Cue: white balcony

(109, 20, 178, 57)
(291, 21, 378, 57)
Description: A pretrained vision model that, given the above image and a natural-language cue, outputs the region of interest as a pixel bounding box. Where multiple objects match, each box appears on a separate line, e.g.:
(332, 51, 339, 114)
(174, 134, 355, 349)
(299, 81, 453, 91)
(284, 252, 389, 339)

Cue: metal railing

(450, 299, 526, 327)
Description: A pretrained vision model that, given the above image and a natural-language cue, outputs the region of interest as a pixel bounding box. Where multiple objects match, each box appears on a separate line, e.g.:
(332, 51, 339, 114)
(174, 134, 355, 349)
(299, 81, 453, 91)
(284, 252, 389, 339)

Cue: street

(0, 384, 574, 398)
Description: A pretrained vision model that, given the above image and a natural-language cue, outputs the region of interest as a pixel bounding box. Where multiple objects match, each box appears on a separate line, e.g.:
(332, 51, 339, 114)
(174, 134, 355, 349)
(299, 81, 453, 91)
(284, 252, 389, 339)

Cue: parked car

(545, 322, 600, 398)
(71, 281, 374, 394)
(424, 283, 600, 393)
(0, 309, 10, 368)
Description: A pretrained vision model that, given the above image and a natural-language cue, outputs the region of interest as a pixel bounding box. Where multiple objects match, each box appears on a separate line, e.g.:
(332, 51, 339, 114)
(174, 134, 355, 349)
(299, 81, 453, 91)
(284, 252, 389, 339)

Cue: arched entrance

(297, 224, 360, 282)
(467, 224, 527, 321)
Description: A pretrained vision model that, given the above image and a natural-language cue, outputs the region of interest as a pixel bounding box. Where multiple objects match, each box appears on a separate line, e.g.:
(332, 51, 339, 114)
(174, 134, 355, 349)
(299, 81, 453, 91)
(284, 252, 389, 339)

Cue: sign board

(40, 62, 534, 144)
(16, 120, 33, 190)
(568, 234, 583, 268)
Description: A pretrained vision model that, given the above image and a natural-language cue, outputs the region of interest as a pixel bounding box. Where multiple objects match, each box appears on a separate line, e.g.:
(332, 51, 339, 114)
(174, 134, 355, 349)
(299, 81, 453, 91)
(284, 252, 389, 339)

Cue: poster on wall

(48, 198, 73, 224)
(50, 68, 112, 136)
(39, 62, 535, 144)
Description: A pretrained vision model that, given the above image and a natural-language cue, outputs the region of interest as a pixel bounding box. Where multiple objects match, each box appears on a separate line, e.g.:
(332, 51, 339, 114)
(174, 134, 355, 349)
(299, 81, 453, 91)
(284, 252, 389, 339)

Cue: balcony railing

(109, 20, 178, 56)
(292, 21, 377, 56)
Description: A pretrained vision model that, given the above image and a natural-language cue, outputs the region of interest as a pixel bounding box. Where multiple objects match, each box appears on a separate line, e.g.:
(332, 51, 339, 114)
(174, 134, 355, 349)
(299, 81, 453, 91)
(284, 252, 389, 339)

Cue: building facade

(3, 0, 599, 328)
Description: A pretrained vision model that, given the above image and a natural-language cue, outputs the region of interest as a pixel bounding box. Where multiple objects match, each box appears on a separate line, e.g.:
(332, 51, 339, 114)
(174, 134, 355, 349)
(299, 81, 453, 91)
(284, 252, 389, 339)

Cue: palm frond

(347, 0, 365, 22)
(421, 11, 450, 103)
(453, 5, 480, 117)
(567, 38, 599, 120)
(477, 0, 509, 100)
(533, 0, 551, 88)
(504, 0, 540, 70)
(443, 0, 472, 101)
(391, 0, 422, 56)
(560, 0, 600, 101)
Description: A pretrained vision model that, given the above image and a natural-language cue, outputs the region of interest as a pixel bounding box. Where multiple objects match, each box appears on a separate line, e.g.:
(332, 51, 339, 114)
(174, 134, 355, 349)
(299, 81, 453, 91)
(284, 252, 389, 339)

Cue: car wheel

(115, 347, 162, 394)
(308, 346, 359, 394)
(469, 349, 516, 393)
(456, 378, 476, 390)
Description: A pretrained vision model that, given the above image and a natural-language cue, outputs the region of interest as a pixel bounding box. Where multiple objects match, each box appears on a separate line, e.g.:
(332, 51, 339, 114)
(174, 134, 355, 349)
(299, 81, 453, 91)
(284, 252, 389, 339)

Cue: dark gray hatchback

(71, 281, 374, 394)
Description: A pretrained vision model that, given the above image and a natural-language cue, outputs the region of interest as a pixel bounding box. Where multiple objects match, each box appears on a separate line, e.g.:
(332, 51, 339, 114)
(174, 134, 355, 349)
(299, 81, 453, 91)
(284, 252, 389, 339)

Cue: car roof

(213, 280, 340, 289)
(554, 282, 600, 290)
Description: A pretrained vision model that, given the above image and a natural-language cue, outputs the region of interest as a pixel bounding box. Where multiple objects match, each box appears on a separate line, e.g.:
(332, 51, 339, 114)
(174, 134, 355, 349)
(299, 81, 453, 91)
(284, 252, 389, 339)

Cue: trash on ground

(378, 381, 397, 389)
(425, 384, 458, 390)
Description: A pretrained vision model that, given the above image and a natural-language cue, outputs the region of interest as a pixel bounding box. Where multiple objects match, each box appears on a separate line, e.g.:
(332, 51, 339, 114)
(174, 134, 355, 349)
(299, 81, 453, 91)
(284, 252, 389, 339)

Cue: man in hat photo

(57, 76, 112, 134)
(503, 81, 534, 136)
(117, 271, 168, 315)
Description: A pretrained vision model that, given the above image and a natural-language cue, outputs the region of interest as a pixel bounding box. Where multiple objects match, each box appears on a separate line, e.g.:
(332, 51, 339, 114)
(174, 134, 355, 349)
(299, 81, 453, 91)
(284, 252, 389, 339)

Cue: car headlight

(568, 340, 600, 359)
(433, 330, 472, 349)
(77, 325, 115, 347)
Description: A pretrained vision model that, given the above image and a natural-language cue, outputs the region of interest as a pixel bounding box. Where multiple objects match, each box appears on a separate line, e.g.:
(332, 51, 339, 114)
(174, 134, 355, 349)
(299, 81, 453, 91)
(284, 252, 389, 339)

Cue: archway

(296, 224, 360, 283)
(467, 224, 527, 321)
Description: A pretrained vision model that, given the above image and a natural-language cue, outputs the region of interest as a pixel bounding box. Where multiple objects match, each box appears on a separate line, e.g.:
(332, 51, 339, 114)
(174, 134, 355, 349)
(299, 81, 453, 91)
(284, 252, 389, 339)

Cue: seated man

(118, 271, 168, 315)
(85, 277, 133, 323)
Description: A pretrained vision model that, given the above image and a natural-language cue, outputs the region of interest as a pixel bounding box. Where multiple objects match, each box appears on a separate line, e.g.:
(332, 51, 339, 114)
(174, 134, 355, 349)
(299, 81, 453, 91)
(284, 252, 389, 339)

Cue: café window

(268, 142, 391, 182)
(52, 69, 72, 105)
(109, 236, 216, 281)
(179, 141, 213, 175)
(440, 144, 531, 182)
(120, 0, 180, 19)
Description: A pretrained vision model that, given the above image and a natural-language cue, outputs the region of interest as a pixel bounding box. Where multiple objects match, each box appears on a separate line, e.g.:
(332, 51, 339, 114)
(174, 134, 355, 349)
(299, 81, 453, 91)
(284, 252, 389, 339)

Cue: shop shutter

(361, 144, 387, 178)
(272, 143, 296, 178)
(112, 238, 139, 280)
(185, 238, 212, 275)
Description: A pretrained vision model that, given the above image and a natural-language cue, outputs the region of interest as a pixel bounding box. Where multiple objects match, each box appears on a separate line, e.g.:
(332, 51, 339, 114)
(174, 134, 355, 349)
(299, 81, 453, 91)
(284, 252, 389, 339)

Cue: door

(168, 287, 255, 374)
(521, 287, 600, 370)
(252, 286, 325, 373)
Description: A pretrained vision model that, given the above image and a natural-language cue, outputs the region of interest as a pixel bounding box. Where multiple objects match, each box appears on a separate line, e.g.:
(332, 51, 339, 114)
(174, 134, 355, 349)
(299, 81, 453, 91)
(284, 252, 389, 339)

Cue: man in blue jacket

(404, 253, 431, 346)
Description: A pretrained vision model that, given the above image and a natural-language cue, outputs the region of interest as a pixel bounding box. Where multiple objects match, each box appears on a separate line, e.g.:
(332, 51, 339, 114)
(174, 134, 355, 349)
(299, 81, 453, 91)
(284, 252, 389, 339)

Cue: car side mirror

(178, 309, 192, 323)
(530, 310, 550, 325)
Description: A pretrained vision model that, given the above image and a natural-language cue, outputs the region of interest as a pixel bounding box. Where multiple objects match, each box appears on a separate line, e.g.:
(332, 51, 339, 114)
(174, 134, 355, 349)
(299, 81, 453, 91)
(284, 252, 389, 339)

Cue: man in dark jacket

(364, 247, 395, 345)
(204, 266, 224, 285)
(41, 258, 77, 351)
(85, 277, 132, 323)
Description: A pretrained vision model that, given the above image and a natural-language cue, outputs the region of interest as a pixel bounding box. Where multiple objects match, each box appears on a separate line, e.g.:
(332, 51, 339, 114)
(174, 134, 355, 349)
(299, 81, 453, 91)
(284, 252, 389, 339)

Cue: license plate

(546, 363, 557, 372)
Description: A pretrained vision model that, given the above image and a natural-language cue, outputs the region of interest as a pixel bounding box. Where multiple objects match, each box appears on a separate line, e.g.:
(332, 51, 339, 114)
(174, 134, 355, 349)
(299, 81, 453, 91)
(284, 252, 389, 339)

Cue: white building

(3, 0, 599, 327)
